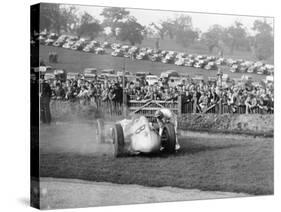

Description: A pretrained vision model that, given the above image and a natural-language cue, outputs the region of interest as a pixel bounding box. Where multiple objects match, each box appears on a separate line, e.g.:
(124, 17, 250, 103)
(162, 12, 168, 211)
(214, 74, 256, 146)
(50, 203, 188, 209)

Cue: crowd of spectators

(42, 75, 274, 114)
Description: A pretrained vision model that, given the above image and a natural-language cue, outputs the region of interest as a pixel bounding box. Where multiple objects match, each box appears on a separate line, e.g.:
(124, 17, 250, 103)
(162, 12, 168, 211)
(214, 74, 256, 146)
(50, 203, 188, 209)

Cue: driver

(155, 108, 180, 151)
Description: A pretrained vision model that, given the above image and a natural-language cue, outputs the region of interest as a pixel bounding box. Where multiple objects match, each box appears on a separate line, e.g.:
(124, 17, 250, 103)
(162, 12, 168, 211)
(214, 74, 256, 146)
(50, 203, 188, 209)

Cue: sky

(63, 4, 274, 35)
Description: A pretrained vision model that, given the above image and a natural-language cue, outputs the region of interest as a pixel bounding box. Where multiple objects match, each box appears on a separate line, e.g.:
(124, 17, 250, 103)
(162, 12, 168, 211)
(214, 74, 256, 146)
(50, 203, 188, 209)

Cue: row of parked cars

(228, 60, 274, 75)
(38, 64, 192, 87)
(38, 31, 274, 76)
(39, 63, 270, 90)
(39, 32, 108, 55)
(110, 45, 273, 76)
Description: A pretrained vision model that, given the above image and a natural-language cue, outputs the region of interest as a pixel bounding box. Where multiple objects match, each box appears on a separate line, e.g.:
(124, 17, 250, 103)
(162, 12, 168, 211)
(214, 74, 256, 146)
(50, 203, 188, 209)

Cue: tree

(173, 15, 199, 47)
(116, 17, 144, 45)
(160, 19, 176, 39)
(59, 6, 79, 32)
(76, 12, 102, 39)
(201, 25, 226, 53)
(40, 3, 61, 32)
(150, 22, 166, 39)
(100, 7, 130, 36)
(40, 4, 79, 33)
(253, 20, 273, 34)
(252, 20, 274, 60)
(224, 21, 248, 54)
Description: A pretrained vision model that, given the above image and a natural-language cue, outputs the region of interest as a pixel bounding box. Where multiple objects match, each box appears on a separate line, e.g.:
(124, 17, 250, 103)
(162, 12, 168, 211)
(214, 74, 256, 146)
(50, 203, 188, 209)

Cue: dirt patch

(178, 114, 273, 136)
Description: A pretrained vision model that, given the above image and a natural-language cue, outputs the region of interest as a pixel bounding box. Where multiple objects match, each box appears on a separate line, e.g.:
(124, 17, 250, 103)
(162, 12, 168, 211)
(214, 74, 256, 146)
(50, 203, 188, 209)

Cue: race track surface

(39, 122, 273, 198)
(40, 177, 248, 209)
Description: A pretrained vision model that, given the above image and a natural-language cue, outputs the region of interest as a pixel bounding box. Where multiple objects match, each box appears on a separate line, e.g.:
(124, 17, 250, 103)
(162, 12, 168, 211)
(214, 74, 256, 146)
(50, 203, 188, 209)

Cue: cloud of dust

(39, 117, 114, 156)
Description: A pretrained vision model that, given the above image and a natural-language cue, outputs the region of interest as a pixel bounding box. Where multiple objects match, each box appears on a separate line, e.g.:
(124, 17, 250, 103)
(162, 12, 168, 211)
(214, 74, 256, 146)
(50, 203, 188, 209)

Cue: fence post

(178, 95, 182, 116)
(219, 99, 222, 114)
(123, 94, 127, 118)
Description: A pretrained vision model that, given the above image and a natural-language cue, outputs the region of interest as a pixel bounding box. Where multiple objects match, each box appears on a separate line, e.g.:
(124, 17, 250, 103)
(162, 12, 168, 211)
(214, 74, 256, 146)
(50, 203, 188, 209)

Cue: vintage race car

(97, 115, 176, 157)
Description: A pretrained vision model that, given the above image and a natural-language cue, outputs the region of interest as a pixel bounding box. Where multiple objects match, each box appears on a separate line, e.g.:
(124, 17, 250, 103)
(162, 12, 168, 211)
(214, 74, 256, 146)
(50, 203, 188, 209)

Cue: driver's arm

(157, 118, 164, 136)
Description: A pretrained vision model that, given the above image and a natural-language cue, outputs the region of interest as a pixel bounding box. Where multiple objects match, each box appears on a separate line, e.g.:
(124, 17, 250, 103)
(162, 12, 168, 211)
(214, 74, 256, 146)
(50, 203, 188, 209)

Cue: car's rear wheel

(113, 123, 125, 157)
(161, 123, 176, 153)
(97, 119, 105, 143)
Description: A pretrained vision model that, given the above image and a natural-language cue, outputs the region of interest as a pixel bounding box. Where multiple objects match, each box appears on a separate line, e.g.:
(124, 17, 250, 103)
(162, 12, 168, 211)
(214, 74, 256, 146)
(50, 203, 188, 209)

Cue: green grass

(40, 45, 267, 81)
(40, 134, 273, 195)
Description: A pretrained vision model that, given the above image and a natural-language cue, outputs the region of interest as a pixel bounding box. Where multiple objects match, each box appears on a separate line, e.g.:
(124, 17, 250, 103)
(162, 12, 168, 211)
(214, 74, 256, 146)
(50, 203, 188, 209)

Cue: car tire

(161, 123, 176, 153)
(113, 123, 125, 157)
(97, 119, 105, 143)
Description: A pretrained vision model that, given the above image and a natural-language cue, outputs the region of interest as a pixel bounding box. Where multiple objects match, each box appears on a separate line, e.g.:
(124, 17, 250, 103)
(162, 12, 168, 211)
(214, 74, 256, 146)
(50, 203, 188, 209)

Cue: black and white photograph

(30, 2, 274, 210)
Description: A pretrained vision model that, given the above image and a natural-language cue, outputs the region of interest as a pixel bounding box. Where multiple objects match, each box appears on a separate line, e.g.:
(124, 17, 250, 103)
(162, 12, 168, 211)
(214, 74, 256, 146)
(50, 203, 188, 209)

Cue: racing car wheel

(112, 123, 125, 157)
(161, 123, 176, 153)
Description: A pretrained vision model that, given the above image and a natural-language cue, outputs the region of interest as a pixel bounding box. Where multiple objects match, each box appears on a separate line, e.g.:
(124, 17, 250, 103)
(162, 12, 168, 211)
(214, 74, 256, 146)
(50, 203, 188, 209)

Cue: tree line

(39, 3, 274, 61)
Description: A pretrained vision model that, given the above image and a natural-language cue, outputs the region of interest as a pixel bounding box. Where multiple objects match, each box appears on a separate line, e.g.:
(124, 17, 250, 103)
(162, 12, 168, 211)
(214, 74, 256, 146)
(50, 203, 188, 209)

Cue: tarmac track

(39, 177, 248, 209)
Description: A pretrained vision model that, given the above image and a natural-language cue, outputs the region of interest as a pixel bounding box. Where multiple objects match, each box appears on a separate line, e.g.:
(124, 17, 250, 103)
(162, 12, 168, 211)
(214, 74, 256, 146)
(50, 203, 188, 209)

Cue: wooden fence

(50, 96, 273, 120)
(128, 98, 181, 122)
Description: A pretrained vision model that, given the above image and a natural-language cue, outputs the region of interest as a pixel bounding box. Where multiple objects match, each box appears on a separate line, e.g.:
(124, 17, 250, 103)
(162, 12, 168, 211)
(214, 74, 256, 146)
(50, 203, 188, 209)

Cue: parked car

(44, 72, 55, 81)
(194, 60, 207, 68)
(62, 41, 75, 49)
(176, 52, 188, 59)
(160, 70, 180, 79)
(38, 35, 46, 44)
(53, 40, 65, 47)
(145, 75, 159, 85)
(121, 45, 130, 52)
(162, 53, 176, 64)
(185, 59, 195, 67)
(101, 41, 111, 48)
(136, 52, 149, 60)
(44, 38, 55, 46)
(230, 64, 240, 73)
(100, 69, 115, 75)
(83, 44, 95, 53)
(111, 49, 124, 57)
(49, 32, 59, 38)
(216, 57, 226, 65)
(204, 62, 218, 70)
(111, 43, 121, 50)
(83, 68, 97, 80)
(67, 72, 81, 80)
(196, 55, 206, 60)
(160, 50, 168, 57)
(167, 77, 183, 87)
(257, 66, 267, 75)
(53, 69, 67, 82)
(150, 54, 162, 62)
(95, 47, 105, 54)
(247, 65, 256, 73)
(116, 71, 131, 76)
(53, 35, 68, 47)
(129, 46, 139, 54)
(174, 58, 186, 66)
(91, 40, 100, 47)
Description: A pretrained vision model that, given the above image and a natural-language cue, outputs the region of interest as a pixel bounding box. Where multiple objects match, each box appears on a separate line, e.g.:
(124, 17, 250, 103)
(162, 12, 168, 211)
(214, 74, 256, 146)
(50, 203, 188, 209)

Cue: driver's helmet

(155, 110, 164, 119)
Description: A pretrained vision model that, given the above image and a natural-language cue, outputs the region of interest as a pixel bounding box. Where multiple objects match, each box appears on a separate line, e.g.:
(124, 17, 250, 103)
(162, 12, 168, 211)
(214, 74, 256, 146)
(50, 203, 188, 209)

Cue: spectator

(40, 80, 52, 124)
(54, 83, 65, 100)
